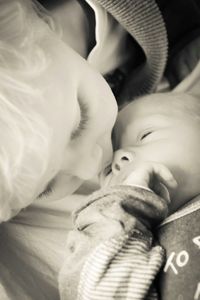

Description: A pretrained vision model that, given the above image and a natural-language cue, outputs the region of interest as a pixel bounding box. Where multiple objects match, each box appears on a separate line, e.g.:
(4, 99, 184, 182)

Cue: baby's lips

(99, 164, 113, 187)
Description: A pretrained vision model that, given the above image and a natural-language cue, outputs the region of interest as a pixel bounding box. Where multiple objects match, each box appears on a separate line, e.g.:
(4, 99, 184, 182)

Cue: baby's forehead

(118, 94, 171, 122)
(119, 93, 198, 120)
(116, 93, 200, 138)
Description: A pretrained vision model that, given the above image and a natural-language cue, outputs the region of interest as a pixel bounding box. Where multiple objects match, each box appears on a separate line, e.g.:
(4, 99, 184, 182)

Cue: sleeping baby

(59, 92, 200, 300)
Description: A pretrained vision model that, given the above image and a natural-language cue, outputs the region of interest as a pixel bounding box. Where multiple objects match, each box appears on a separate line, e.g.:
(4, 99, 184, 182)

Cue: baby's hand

(102, 161, 177, 202)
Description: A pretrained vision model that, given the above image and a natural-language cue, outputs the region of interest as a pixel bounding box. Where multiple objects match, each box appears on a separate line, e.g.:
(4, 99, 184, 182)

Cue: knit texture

(59, 185, 168, 300)
(74, 185, 169, 229)
(95, 0, 168, 101)
(77, 234, 163, 300)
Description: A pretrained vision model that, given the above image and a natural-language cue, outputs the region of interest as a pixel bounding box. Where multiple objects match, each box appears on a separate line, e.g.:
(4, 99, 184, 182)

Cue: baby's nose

(111, 149, 133, 174)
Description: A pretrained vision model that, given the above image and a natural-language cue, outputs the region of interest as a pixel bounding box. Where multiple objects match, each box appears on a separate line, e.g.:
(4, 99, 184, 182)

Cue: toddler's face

(28, 31, 117, 201)
(0, 1, 118, 221)
(112, 94, 200, 212)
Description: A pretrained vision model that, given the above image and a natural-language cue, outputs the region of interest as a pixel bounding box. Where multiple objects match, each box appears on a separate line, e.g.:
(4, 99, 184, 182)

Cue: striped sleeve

(77, 233, 164, 300)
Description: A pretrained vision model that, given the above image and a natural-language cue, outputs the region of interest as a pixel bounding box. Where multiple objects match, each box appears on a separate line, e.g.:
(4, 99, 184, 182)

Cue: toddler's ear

(0, 1, 25, 45)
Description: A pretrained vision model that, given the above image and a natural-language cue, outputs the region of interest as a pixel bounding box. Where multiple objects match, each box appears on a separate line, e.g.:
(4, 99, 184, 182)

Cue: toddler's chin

(0, 206, 20, 223)
(36, 173, 84, 203)
(0, 197, 33, 223)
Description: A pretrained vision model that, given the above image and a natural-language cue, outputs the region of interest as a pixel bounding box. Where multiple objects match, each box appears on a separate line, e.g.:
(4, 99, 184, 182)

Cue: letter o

(176, 250, 189, 267)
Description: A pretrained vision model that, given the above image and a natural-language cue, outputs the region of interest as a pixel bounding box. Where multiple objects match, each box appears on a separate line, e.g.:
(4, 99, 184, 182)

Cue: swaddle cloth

(59, 185, 169, 300)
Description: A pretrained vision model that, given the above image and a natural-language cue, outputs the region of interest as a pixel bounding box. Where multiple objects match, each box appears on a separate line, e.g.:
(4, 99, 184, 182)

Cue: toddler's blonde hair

(0, 0, 58, 221)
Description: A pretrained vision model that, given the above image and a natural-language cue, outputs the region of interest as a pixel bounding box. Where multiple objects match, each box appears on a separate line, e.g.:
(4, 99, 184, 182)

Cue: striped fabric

(78, 233, 164, 300)
(59, 186, 168, 300)
(95, 0, 168, 101)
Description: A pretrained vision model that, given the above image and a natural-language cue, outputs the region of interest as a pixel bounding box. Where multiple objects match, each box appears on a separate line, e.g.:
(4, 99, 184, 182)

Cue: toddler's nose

(111, 149, 133, 174)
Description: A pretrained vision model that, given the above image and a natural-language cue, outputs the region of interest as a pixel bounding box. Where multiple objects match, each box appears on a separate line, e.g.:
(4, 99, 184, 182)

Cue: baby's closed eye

(140, 131, 153, 141)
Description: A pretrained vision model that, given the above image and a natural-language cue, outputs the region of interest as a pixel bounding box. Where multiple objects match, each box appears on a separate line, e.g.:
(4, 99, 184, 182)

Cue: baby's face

(112, 94, 200, 212)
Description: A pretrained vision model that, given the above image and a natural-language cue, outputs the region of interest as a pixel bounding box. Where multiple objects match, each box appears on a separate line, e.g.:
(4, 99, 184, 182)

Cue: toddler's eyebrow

(71, 100, 89, 139)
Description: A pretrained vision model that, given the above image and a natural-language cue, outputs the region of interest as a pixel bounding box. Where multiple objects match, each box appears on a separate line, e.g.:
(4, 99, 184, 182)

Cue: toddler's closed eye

(37, 179, 55, 198)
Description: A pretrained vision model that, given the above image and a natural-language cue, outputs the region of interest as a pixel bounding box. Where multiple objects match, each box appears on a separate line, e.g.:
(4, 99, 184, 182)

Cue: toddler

(59, 92, 200, 300)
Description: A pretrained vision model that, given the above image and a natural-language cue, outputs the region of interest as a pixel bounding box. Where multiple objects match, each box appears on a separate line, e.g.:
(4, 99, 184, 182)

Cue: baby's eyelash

(140, 131, 152, 140)
(71, 101, 89, 139)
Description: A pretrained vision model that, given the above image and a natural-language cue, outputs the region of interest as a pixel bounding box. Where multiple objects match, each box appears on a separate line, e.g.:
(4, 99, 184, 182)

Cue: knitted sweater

(59, 185, 169, 300)
(95, 0, 168, 102)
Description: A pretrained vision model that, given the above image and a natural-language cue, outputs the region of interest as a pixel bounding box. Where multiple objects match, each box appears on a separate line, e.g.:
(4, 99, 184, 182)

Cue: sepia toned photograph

(0, 0, 200, 299)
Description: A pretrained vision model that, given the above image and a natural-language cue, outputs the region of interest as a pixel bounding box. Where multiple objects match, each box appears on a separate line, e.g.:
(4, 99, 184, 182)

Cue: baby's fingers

(122, 162, 177, 202)
(147, 163, 177, 202)
(151, 163, 177, 191)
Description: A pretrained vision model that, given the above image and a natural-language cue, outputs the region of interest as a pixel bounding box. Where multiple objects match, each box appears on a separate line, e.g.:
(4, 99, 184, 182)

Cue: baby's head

(111, 92, 200, 213)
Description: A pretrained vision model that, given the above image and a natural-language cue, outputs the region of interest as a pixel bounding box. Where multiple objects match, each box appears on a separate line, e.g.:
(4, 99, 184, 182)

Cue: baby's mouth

(99, 164, 113, 187)
(103, 164, 112, 176)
